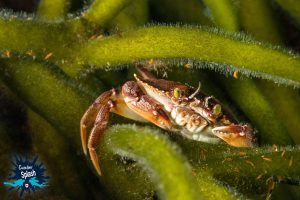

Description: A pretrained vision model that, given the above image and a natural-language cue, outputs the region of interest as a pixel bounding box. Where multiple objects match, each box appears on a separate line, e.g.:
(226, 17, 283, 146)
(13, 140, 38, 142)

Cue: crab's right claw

(212, 124, 256, 147)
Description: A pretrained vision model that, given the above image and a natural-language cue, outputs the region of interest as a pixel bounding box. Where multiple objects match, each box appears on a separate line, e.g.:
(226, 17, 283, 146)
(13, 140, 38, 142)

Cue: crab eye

(212, 104, 222, 116)
(173, 88, 182, 98)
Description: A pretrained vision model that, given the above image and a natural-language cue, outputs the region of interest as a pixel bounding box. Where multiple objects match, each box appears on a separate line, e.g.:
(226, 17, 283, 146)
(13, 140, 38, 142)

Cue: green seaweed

(235, 0, 300, 146)
(275, 0, 300, 25)
(0, 59, 93, 147)
(83, 0, 135, 26)
(101, 125, 237, 200)
(220, 76, 293, 145)
(108, 0, 149, 30)
(182, 0, 293, 146)
(202, 0, 239, 31)
(238, 0, 283, 45)
(37, 0, 70, 21)
(0, 0, 300, 199)
(80, 26, 300, 87)
(149, 0, 212, 25)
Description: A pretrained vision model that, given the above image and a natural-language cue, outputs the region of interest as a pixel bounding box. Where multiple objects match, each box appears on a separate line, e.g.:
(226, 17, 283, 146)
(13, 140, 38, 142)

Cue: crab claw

(126, 95, 172, 130)
(212, 124, 255, 147)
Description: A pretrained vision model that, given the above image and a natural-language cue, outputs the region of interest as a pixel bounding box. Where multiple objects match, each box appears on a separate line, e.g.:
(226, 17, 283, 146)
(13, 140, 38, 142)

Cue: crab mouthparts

(212, 124, 255, 147)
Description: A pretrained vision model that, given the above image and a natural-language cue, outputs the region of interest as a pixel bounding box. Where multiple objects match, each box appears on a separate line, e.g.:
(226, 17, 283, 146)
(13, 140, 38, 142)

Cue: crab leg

(81, 82, 172, 175)
(80, 89, 116, 156)
(80, 89, 116, 175)
(88, 103, 112, 175)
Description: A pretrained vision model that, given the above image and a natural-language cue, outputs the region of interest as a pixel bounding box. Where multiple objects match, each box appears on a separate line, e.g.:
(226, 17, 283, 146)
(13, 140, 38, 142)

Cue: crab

(80, 65, 256, 175)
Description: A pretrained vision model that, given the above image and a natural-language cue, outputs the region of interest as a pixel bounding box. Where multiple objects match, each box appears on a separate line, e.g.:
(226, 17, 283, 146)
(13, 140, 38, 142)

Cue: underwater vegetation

(0, 0, 300, 199)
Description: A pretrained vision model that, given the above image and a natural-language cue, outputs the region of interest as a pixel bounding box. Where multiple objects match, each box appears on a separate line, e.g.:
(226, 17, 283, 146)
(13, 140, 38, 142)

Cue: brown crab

(80, 65, 256, 175)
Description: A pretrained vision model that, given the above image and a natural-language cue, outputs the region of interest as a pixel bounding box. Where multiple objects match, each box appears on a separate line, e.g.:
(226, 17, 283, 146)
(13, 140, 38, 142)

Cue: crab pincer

(212, 124, 256, 147)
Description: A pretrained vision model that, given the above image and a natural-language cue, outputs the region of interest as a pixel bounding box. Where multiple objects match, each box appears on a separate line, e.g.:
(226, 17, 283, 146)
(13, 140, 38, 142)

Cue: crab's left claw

(122, 81, 172, 130)
(212, 124, 256, 147)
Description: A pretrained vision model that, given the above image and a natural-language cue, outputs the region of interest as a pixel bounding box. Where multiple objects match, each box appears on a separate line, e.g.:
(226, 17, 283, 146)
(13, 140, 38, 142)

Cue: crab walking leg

(88, 102, 113, 175)
(80, 89, 116, 155)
